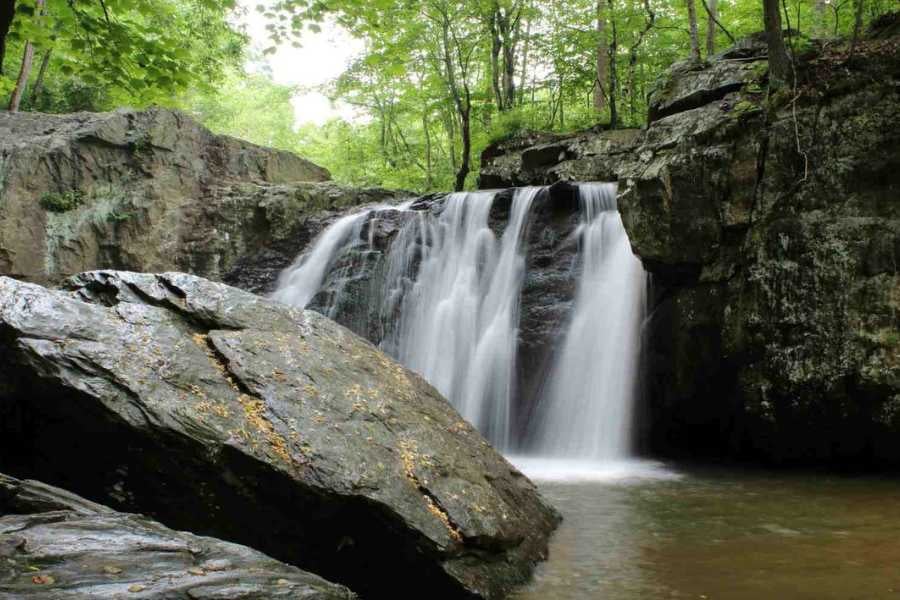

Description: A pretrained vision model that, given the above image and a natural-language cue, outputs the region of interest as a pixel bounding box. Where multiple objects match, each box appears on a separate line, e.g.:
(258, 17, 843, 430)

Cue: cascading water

(272, 210, 372, 309)
(384, 188, 539, 450)
(529, 183, 647, 462)
(271, 183, 647, 470)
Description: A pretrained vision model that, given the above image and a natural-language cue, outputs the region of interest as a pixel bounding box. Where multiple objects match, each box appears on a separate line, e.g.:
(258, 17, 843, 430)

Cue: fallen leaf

(128, 584, 145, 593)
(32, 575, 55, 585)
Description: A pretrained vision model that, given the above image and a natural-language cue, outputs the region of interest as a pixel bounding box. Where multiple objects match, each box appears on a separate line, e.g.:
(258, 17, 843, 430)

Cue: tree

(849, 0, 865, 57)
(6, 0, 244, 113)
(607, 0, 618, 127)
(593, 0, 608, 115)
(8, 0, 43, 111)
(256, 0, 894, 192)
(763, 0, 791, 84)
(686, 0, 701, 62)
(0, 0, 13, 75)
(705, 0, 717, 55)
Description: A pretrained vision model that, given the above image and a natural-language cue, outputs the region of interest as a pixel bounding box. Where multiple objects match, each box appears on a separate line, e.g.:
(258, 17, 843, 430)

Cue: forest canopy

(1, 0, 894, 191)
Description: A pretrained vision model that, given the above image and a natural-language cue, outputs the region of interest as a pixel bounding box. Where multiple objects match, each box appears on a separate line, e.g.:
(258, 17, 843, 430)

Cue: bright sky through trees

(237, 0, 362, 125)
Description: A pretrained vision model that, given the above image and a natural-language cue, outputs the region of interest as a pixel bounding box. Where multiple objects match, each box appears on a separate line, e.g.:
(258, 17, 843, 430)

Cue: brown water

(511, 459, 900, 600)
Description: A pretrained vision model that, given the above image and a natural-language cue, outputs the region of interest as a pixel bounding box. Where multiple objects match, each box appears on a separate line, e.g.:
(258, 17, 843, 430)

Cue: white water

(530, 183, 647, 461)
(272, 210, 373, 309)
(386, 189, 538, 450)
(509, 456, 679, 483)
(271, 183, 648, 465)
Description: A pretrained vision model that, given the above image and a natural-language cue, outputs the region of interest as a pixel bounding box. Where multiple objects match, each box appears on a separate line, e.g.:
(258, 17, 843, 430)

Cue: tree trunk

(628, 0, 655, 124)
(422, 111, 433, 191)
(28, 47, 50, 106)
(0, 0, 16, 76)
(608, 0, 618, 128)
(8, 0, 44, 112)
(8, 44, 34, 112)
(813, 0, 828, 38)
(518, 2, 532, 106)
(593, 0, 608, 114)
(849, 0, 865, 58)
(501, 31, 516, 110)
(705, 0, 717, 56)
(763, 0, 791, 84)
(455, 102, 470, 192)
(438, 15, 470, 191)
(489, 8, 503, 110)
(686, 0, 701, 62)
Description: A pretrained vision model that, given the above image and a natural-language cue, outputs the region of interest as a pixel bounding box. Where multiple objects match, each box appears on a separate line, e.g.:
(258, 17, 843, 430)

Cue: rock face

(477, 30, 900, 465)
(0, 473, 355, 599)
(0, 108, 405, 289)
(0, 271, 560, 598)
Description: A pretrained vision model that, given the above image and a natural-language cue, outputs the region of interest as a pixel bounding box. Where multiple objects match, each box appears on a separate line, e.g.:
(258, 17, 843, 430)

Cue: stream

(511, 460, 900, 600)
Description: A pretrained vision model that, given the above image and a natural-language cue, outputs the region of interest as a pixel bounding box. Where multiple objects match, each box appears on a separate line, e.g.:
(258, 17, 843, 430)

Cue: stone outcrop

(480, 129, 641, 189)
(0, 108, 405, 289)
(0, 473, 355, 599)
(0, 271, 560, 598)
(476, 28, 900, 465)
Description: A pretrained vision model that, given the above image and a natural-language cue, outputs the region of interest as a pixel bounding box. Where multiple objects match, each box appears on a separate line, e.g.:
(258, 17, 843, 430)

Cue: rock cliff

(480, 27, 900, 465)
(0, 108, 405, 290)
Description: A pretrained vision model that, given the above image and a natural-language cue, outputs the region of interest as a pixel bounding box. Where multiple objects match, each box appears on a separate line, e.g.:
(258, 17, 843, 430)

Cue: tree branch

(700, 0, 734, 44)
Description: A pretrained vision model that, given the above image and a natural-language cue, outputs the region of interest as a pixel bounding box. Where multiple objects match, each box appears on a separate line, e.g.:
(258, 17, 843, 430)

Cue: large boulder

(0, 271, 560, 599)
(0, 108, 405, 288)
(0, 473, 354, 599)
(476, 32, 900, 465)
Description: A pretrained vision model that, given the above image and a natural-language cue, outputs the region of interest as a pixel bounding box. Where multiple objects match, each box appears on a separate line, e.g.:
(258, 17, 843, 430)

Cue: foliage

(39, 189, 84, 212)
(5, 0, 896, 193)
(3, 0, 245, 112)
(179, 64, 299, 151)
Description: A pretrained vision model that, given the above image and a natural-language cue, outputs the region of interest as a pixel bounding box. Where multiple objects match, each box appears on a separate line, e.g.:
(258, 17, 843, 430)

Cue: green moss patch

(39, 190, 86, 213)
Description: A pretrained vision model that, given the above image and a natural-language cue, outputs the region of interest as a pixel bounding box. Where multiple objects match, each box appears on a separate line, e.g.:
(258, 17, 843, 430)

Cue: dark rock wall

(479, 31, 900, 466)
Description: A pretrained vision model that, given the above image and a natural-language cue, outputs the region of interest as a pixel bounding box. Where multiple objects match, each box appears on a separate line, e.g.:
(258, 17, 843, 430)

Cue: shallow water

(511, 459, 900, 600)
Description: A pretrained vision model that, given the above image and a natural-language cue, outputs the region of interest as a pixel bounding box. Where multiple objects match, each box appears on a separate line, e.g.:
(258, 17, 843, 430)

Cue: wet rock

(0, 271, 560, 599)
(0, 473, 355, 599)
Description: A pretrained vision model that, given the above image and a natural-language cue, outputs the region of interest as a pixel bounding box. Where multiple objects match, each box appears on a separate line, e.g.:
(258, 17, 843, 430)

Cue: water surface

(511, 459, 900, 600)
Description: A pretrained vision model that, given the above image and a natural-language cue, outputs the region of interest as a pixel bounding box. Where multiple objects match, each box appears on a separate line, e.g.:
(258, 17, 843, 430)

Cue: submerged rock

(0, 473, 354, 599)
(0, 271, 560, 599)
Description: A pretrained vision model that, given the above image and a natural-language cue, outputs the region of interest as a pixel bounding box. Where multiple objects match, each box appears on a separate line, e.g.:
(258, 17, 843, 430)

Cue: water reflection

(512, 461, 900, 600)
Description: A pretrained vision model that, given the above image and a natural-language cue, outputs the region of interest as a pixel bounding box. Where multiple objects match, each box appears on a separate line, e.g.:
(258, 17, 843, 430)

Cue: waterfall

(272, 210, 372, 309)
(384, 188, 538, 450)
(530, 183, 647, 461)
(271, 183, 647, 466)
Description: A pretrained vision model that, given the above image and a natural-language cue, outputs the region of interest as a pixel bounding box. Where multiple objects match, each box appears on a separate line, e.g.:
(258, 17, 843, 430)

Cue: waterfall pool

(510, 462, 900, 600)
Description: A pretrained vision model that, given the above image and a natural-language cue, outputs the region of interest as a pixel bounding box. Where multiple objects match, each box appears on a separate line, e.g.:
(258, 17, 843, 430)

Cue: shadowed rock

(0, 271, 560, 599)
(474, 32, 900, 466)
(0, 473, 355, 599)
